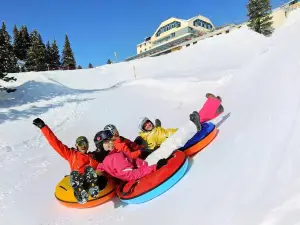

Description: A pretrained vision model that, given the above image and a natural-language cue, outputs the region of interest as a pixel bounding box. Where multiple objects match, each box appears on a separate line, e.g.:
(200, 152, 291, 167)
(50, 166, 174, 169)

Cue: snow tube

(117, 150, 189, 204)
(54, 176, 116, 209)
(180, 122, 218, 156)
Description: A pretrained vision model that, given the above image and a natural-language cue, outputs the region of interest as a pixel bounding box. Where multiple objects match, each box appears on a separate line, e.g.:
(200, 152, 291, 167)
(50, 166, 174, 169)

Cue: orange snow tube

(54, 175, 116, 209)
(181, 122, 218, 156)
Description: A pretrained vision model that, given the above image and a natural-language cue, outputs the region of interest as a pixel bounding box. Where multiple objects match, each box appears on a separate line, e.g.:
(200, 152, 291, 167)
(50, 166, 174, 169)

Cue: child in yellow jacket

(138, 118, 178, 151)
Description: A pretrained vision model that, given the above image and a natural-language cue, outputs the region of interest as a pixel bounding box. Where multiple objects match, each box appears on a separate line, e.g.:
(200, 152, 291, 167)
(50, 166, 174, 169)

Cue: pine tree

(0, 21, 18, 73)
(45, 41, 51, 70)
(25, 29, 47, 71)
(0, 30, 17, 92)
(13, 25, 20, 58)
(77, 65, 82, 69)
(49, 40, 60, 70)
(107, 59, 112, 64)
(17, 25, 31, 60)
(247, 0, 274, 36)
(88, 63, 93, 68)
(61, 35, 76, 70)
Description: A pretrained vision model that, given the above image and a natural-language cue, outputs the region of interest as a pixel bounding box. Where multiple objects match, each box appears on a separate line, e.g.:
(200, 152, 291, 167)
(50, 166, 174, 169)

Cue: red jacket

(41, 126, 99, 174)
(113, 136, 142, 159)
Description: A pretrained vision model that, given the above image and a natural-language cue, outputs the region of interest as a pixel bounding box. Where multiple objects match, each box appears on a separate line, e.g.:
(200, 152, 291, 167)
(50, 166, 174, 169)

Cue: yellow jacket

(139, 127, 178, 150)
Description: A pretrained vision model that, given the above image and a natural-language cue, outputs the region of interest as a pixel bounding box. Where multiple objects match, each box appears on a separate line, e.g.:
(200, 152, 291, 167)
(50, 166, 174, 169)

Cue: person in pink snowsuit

(94, 130, 167, 182)
(199, 93, 224, 123)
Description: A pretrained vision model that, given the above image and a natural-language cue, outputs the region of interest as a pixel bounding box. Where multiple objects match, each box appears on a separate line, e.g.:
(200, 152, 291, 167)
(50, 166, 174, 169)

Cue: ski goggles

(77, 140, 89, 147)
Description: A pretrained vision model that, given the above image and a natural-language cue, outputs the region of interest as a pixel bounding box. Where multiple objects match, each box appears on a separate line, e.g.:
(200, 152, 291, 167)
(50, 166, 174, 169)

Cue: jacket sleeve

(128, 139, 143, 152)
(135, 157, 149, 168)
(96, 163, 104, 172)
(115, 139, 141, 159)
(139, 132, 157, 150)
(166, 128, 178, 138)
(121, 164, 156, 181)
(124, 148, 141, 159)
(41, 126, 72, 160)
(90, 158, 100, 170)
(122, 139, 141, 159)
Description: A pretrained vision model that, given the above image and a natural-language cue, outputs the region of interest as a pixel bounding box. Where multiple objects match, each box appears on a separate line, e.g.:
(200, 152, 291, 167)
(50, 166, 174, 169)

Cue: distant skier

(139, 93, 224, 165)
(94, 130, 168, 181)
(32, 118, 107, 204)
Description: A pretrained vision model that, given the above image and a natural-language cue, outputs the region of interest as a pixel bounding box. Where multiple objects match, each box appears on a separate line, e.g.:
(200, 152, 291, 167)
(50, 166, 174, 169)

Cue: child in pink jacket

(94, 130, 167, 182)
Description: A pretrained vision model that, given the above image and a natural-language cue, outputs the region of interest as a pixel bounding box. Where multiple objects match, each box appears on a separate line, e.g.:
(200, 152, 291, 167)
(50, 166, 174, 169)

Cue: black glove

(156, 158, 168, 170)
(33, 118, 46, 129)
(140, 149, 152, 160)
(155, 119, 161, 127)
(97, 176, 108, 191)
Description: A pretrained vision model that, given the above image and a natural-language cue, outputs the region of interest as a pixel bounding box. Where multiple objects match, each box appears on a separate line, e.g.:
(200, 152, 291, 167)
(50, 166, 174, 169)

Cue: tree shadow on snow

(0, 97, 95, 124)
(0, 80, 99, 109)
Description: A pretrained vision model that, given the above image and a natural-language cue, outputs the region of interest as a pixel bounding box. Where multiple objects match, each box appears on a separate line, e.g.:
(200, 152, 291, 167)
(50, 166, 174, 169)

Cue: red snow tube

(117, 150, 187, 201)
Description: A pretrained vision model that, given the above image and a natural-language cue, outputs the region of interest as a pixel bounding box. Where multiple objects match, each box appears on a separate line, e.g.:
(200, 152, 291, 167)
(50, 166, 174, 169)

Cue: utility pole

(114, 52, 118, 63)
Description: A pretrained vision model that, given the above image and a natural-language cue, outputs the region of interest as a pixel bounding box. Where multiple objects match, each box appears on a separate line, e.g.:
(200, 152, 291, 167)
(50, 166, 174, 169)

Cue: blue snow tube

(180, 122, 215, 151)
(117, 151, 189, 204)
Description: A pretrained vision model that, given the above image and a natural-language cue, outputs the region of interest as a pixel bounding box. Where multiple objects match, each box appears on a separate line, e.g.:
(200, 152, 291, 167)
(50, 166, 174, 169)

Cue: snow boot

(206, 93, 222, 102)
(84, 166, 100, 199)
(190, 111, 202, 131)
(70, 171, 89, 204)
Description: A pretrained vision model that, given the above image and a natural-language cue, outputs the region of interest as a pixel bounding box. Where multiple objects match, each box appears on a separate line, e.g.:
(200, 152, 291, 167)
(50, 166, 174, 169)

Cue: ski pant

(69, 170, 108, 190)
(145, 120, 197, 165)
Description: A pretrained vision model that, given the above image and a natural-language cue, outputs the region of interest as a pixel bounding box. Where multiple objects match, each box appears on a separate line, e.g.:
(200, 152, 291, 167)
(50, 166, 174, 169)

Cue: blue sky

(1, 0, 286, 68)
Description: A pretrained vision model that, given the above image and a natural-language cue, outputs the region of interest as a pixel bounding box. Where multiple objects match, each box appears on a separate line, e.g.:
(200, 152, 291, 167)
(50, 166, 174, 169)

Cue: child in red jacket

(103, 124, 147, 159)
(33, 118, 107, 204)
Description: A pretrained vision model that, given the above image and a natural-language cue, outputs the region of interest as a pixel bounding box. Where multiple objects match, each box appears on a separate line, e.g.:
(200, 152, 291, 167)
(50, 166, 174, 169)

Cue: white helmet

(139, 117, 153, 131)
(104, 124, 118, 135)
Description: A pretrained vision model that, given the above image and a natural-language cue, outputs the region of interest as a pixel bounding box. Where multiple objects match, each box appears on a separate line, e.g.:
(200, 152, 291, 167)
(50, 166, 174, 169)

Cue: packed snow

(1, 9, 300, 225)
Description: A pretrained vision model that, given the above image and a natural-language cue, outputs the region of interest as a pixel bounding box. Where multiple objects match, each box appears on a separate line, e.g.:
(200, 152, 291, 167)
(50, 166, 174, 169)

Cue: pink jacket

(96, 150, 156, 182)
(199, 97, 222, 123)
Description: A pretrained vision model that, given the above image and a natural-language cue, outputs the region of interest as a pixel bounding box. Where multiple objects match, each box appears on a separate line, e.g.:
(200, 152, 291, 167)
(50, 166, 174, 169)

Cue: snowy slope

(1, 9, 300, 225)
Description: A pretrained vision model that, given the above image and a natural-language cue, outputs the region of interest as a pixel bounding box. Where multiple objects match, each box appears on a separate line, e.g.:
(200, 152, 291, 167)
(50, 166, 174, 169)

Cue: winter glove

(97, 175, 108, 191)
(156, 158, 168, 170)
(155, 119, 161, 127)
(33, 118, 46, 129)
(140, 149, 152, 160)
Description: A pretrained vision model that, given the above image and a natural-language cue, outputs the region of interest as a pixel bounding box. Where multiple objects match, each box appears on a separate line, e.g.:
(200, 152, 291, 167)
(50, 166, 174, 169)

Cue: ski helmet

(139, 117, 153, 131)
(75, 136, 89, 147)
(104, 124, 118, 136)
(94, 130, 113, 148)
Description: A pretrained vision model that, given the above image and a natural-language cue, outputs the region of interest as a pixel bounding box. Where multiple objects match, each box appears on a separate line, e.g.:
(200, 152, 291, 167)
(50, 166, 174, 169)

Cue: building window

(140, 45, 142, 48)
(156, 21, 181, 37)
(193, 19, 212, 30)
